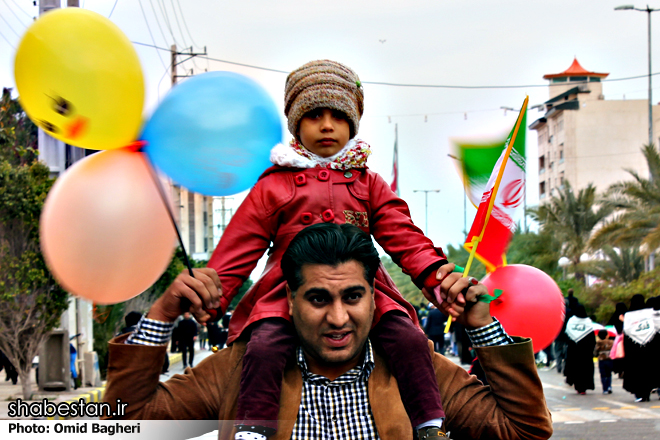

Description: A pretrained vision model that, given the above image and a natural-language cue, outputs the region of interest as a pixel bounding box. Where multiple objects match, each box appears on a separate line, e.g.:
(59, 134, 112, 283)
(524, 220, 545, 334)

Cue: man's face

(287, 261, 374, 379)
(183, 312, 191, 320)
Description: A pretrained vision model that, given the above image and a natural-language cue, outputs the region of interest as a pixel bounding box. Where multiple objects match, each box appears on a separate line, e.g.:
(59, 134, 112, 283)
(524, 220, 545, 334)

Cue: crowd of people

(541, 289, 660, 402)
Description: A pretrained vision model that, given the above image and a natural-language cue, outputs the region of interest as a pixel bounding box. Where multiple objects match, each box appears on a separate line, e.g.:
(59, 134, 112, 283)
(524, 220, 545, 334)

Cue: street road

(535, 363, 660, 439)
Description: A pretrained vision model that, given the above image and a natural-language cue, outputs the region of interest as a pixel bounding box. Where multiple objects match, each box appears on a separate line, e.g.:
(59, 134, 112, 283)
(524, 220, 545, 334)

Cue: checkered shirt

(465, 317, 514, 347)
(292, 339, 380, 440)
(126, 314, 174, 346)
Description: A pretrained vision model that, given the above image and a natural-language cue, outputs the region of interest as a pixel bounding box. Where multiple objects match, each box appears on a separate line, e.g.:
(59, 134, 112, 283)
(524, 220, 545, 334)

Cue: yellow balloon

(14, 8, 144, 150)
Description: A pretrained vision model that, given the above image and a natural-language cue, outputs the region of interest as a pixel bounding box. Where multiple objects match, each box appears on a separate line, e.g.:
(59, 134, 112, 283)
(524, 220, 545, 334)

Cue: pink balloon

(40, 149, 176, 304)
(481, 264, 565, 353)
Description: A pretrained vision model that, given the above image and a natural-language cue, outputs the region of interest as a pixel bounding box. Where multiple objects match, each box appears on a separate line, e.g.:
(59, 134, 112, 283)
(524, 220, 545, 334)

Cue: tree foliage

(586, 267, 660, 323)
(0, 88, 69, 399)
(528, 181, 612, 279)
(591, 144, 660, 253)
(93, 247, 188, 378)
(380, 255, 428, 307)
(506, 228, 562, 277)
(580, 245, 644, 286)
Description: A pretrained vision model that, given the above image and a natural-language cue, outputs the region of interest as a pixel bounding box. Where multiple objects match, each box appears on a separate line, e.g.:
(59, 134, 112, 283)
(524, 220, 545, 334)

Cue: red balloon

(481, 264, 565, 353)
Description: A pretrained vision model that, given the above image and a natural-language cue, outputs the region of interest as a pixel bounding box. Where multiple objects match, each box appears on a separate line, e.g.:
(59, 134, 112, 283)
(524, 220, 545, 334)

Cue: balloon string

(139, 145, 195, 278)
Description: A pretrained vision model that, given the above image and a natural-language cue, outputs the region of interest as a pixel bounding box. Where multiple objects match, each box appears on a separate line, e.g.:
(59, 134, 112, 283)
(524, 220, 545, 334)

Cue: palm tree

(506, 228, 562, 277)
(528, 181, 612, 280)
(590, 144, 660, 256)
(580, 245, 644, 285)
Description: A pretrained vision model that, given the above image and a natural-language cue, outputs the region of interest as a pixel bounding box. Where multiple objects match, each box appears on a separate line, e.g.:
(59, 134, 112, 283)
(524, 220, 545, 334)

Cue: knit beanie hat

(284, 60, 364, 139)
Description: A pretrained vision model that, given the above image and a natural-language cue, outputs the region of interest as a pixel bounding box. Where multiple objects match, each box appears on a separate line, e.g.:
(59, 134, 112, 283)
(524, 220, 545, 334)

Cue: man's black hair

(597, 329, 608, 340)
(281, 223, 380, 293)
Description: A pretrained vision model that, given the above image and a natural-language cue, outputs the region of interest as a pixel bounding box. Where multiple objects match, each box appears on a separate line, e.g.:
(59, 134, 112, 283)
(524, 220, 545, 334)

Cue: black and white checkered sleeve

(465, 317, 514, 347)
(126, 314, 174, 346)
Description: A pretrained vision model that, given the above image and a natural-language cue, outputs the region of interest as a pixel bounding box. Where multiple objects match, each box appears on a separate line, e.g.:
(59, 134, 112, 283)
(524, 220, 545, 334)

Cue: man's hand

(422, 264, 493, 330)
(147, 268, 222, 323)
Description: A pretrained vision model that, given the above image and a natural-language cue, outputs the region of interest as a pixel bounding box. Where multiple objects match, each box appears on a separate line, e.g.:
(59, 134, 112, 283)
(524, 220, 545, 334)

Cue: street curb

(46, 386, 106, 421)
(45, 351, 183, 420)
(169, 352, 182, 365)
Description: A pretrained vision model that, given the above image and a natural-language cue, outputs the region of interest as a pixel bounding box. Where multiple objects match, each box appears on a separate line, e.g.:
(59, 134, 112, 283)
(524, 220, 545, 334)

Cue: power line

(2, 0, 27, 27)
(197, 54, 289, 74)
(0, 11, 22, 37)
(108, 0, 119, 18)
(9, 0, 33, 20)
(148, 0, 170, 48)
(168, 0, 188, 49)
(156, 0, 181, 47)
(170, 0, 203, 72)
(0, 26, 15, 49)
(174, 0, 201, 50)
(362, 72, 660, 89)
(131, 40, 660, 90)
(136, 0, 166, 70)
(132, 40, 169, 51)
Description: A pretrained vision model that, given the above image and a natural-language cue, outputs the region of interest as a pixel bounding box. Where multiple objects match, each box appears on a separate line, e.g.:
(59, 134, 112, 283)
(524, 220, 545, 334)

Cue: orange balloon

(40, 149, 176, 304)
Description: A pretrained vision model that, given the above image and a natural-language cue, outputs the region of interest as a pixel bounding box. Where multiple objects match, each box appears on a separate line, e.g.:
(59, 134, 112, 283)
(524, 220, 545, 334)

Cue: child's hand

(422, 264, 493, 329)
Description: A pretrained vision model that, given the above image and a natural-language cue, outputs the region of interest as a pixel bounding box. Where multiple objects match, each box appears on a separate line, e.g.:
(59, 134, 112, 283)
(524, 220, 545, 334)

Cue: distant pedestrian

(607, 302, 628, 378)
(595, 329, 614, 394)
(555, 289, 579, 374)
(177, 312, 198, 368)
(0, 350, 18, 385)
(564, 305, 595, 395)
(199, 323, 208, 350)
(424, 303, 447, 354)
(649, 296, 660, 399)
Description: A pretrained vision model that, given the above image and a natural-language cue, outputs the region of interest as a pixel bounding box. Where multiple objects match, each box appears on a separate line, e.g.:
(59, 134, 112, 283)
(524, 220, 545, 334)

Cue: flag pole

(446, 96, 529, 334)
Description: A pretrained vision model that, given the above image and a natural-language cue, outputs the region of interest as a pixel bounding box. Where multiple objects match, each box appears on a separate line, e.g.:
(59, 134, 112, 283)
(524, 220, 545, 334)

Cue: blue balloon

(142, 71, 281, 196)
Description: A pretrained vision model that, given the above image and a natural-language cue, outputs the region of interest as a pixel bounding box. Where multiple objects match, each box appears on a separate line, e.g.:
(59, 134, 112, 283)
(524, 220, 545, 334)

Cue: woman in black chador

(623, 294, 656, 402)
(564, 305, 596, 394)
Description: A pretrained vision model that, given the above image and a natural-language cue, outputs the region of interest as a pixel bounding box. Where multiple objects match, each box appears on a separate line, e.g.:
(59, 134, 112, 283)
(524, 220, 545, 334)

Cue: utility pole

(170, 44, 207, 87)
(413, 189, 440, 236)
(168, 44, 210, 258)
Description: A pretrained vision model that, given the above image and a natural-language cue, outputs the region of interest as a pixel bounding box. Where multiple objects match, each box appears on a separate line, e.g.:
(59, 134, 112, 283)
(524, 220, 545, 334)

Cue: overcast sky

(0, 0, 655, 255)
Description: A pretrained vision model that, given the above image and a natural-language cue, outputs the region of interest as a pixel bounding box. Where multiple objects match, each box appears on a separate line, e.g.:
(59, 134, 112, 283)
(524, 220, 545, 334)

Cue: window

(540, 181, 546, 196)
(569, 76, 587, 82)
(552, 77, 567, 83)
(539, 155, 545, 170)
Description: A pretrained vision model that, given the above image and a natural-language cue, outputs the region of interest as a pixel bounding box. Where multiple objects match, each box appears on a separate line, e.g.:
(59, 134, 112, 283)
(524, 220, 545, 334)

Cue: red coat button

(318, 170, 330, 181)
(321, 209, 335, 222)
(294, 174, 307, 186)
(301, 212, 313, 224)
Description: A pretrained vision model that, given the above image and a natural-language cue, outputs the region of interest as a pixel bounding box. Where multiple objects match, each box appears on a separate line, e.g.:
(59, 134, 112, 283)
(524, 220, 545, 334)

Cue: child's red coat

(207, 165, 447, 344)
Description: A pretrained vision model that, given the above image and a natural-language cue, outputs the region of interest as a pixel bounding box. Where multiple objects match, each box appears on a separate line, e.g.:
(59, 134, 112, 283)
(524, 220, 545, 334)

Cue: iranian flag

(463, 97, 528, 272)
(452, 117, 526, 209)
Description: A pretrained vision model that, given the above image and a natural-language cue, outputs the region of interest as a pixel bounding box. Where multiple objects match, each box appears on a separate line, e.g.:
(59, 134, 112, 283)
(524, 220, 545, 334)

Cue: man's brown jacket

(103, 335, 552, 440)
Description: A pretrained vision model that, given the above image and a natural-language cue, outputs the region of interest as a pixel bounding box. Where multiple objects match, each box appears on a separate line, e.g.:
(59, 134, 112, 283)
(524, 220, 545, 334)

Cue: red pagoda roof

(543, 58, 609, 80)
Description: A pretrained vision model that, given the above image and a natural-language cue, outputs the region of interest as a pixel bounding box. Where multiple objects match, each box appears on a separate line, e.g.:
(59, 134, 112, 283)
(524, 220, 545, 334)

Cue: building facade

(530, 59, 658, 201)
